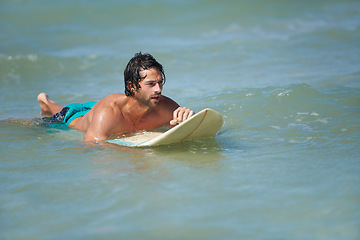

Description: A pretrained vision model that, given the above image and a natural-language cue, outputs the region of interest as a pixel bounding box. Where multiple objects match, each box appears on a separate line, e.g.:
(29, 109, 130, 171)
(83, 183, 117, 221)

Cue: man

(37, 52, 194, 143)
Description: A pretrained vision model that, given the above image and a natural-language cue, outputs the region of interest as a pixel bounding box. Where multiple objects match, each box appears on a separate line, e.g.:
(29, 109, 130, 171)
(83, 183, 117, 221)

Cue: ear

(127, 82, 134, 91)
(127, 82, 138, 95)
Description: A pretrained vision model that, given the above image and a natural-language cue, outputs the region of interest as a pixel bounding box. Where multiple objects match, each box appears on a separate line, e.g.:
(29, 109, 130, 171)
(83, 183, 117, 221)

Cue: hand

(170, 107, 194, 126)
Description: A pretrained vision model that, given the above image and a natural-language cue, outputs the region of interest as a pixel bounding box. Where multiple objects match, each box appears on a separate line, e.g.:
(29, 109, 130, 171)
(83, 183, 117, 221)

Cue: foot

(37, 92, 55, 116)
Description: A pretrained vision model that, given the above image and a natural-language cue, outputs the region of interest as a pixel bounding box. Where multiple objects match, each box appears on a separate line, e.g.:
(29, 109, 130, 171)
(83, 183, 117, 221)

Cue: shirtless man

(37, 52, 194, 142)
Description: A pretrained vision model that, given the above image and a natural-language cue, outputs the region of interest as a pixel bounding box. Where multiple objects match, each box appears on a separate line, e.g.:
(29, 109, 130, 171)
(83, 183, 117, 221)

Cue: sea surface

(1, 0, 360, 239)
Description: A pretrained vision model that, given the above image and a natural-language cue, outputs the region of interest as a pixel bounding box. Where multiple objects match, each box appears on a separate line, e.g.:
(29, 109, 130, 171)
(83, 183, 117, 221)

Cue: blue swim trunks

(41, 101, 96, 126)
(62, 101, 96, 125)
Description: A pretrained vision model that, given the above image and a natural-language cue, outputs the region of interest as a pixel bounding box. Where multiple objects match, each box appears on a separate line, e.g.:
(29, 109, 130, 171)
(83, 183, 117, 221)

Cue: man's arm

(84, 107, 117, 142)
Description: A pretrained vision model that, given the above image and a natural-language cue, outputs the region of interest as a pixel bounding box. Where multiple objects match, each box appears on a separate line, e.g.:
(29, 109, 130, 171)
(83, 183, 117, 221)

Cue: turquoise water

(1, 0, 360, 239)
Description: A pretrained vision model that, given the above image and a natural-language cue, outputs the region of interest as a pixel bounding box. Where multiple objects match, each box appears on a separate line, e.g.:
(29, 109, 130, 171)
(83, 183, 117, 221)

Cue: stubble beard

(137, 94, 161, 109)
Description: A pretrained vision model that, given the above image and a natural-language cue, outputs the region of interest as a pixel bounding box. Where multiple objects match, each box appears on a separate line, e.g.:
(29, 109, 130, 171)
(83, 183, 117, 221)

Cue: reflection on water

(97, 137, 225, 171)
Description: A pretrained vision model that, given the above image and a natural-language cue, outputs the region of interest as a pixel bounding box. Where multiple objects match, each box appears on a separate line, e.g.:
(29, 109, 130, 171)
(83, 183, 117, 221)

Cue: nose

(154, 82, 162, 93)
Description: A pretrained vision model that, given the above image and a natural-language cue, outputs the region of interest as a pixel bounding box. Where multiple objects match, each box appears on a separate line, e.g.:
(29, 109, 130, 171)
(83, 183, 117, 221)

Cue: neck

(125, 97, 151, 124)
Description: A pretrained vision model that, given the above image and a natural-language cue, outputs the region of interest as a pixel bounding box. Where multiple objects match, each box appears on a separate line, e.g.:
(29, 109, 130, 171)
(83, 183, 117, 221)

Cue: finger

(176, 107, 186, 123)
(172, 107, 181, 121)
(170, 107, 181, 125)
(182, 108, 191, 121)
(188, 110, 194, 119)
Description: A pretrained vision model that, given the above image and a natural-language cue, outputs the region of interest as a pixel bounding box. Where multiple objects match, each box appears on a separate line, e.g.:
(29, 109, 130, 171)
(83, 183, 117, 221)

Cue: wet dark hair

(124, 52, 166, 96)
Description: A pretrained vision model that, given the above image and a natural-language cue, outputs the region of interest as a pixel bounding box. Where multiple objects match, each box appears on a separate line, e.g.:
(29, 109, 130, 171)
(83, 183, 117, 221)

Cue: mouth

(151, 95, 161, 102)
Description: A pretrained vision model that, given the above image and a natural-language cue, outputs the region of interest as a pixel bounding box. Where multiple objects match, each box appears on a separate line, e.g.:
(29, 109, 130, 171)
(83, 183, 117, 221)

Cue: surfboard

(107, 108, 223, 147)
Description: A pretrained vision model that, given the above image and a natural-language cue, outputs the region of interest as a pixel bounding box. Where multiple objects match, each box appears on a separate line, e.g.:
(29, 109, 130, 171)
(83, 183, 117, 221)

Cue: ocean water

(1, 0, 360, 239)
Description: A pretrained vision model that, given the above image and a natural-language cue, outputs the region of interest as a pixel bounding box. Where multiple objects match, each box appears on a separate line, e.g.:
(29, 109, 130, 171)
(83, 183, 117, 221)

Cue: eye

(146, 80, 164, 87)
(146, 82, 156, 87)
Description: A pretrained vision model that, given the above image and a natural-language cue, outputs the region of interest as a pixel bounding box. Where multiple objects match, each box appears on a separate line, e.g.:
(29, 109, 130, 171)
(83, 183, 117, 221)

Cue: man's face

(134, 68, 164, 108)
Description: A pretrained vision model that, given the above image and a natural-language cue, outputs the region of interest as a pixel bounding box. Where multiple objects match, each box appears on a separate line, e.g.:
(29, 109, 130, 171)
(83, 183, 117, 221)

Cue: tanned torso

(68, 93, 179, 141)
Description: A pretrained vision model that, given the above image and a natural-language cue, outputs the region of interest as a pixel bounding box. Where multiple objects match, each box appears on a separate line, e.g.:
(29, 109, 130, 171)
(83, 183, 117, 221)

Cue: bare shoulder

(99, 93, 126, 105)
(153, 95, 179, 120)
(158, 95, 180, 112)
(94, 93, 127, 111)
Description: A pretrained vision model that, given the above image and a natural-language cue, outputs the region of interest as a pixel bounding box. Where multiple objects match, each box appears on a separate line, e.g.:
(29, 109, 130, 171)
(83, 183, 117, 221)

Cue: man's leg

(37, 93, 64, 116)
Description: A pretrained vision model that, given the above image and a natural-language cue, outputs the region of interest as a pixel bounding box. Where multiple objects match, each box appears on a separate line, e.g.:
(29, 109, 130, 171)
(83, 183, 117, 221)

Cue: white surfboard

(107, 108, 223, 147)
